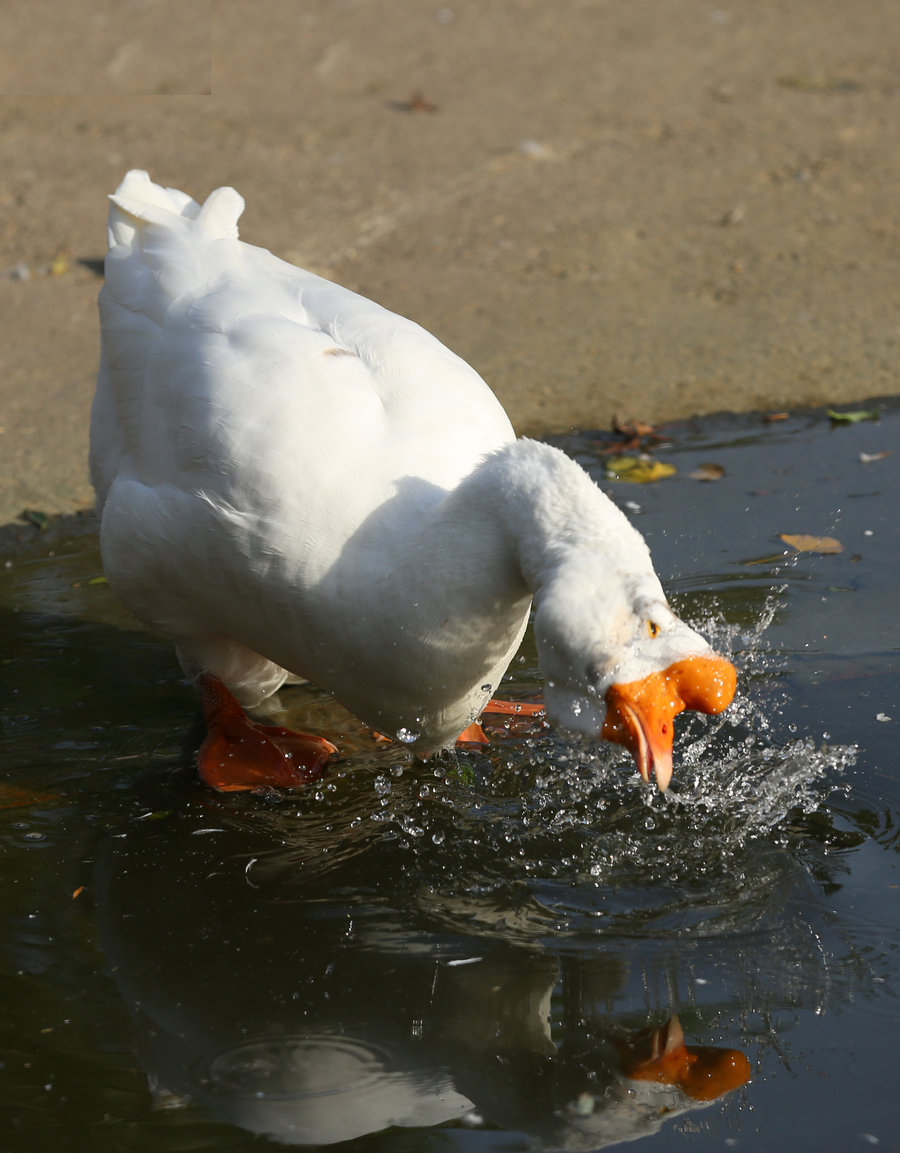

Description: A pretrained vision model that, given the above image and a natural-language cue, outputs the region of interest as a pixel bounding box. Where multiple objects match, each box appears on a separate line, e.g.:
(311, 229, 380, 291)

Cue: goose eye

(646, 620, 660, 639)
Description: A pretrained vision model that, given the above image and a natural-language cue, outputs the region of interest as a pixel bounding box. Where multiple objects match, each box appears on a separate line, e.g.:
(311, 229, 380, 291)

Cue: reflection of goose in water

(91, 170, 735, 794)
(96, 805, 749, 1148)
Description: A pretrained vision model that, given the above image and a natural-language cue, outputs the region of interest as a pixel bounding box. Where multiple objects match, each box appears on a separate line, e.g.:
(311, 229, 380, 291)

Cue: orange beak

(601, 654, 736, 790)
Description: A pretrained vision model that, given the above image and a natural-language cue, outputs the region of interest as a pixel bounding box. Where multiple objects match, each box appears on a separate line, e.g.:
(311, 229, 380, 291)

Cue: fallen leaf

(605, 455, 676, 483)
(689, 463, 725, 482)
(612, 416, 658, 440)
(860, 451, 891, 464)
(780, 533, 843, 554)
(827, 407, 879, 424)
(87, 575, 108, 586)
(49, 252, 69, 276)
(764, 412, 790, 422)
(72, 886, 84, 899)
(605, 417, 665, 453)
(21, 509, 50, 529)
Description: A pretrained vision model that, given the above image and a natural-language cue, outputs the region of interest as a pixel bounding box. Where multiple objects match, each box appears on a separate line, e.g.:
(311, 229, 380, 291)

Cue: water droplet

(374, 774, 391, 796)
(395, 727, 420, 744)
(481, 683, 492, 693)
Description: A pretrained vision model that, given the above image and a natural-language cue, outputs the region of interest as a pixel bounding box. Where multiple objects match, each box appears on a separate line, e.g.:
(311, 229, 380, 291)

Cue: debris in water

(689, 463, 725, 482)
(779, 534, 843, 554)
(605, 455, 676, 483)
(827, 407, 879, 424)
(21, 509, 50, 530)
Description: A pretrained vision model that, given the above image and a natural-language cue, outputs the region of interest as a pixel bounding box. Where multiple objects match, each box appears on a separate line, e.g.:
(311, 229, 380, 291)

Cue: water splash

(373, 590, 859, 945)
(239, 586, 855, 954)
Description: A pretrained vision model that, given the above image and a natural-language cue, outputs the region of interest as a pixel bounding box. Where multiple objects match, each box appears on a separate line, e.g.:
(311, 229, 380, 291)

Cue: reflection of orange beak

(617, 1015, 751, 1102)
(601, 654, 736, 790)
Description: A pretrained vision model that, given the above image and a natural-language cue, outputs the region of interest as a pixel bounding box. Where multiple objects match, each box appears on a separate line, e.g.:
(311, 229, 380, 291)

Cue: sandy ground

(1, 0, 899, 529)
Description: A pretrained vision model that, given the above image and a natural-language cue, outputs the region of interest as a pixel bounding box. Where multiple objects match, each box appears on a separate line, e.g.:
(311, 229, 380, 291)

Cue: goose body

(91, 171, 735, 789)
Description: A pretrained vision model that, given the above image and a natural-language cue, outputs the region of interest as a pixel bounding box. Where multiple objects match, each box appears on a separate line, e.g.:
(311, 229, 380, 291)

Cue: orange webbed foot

(196, 674, 337, 792)
(455, 720, 490, 745)
(455, 698, 546, 746)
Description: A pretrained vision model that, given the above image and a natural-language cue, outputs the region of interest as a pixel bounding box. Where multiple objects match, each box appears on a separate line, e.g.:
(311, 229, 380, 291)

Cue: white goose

(90, 171, 735, 792)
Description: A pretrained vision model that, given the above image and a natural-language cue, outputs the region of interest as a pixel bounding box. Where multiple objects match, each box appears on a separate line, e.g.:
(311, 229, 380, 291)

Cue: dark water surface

(1, 402, 898, 1152)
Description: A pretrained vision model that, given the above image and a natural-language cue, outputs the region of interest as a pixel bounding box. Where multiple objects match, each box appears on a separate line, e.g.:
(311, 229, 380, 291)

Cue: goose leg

(456, 698, 546, 745)
(196, 673, 337, 791)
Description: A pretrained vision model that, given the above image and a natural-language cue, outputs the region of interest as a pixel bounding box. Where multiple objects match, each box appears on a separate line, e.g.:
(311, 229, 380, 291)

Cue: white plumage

(91, 171, 735, 790)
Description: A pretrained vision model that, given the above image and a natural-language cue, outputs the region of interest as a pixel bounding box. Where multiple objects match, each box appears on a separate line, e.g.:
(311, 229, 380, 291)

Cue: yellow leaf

(779, 534, 843, 554)
(605, 455, 676, 483)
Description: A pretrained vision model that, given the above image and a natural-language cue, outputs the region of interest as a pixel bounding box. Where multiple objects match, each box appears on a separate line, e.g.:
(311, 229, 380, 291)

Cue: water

(1, 401, 898, 1151)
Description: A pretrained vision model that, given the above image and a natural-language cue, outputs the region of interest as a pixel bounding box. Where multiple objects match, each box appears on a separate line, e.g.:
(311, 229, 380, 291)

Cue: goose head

(532, 558, 736, 791)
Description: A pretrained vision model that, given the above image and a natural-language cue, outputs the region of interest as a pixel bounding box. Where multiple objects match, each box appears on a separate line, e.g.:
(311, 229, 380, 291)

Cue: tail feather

(107, 170, 244, 250)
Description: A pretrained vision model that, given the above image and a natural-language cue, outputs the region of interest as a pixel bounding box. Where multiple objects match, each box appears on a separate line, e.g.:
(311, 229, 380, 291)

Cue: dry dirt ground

(1, 0, 899, 529)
